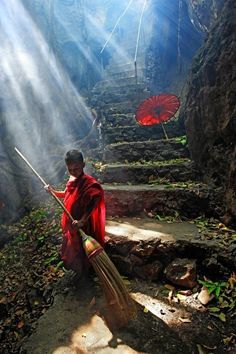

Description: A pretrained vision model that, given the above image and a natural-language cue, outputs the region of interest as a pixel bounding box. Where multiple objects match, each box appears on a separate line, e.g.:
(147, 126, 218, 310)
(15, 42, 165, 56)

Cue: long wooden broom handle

(14, 147, 75, 223)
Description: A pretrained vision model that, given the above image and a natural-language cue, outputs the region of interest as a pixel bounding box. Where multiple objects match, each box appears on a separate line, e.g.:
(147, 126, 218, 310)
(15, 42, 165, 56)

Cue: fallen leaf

(17, 320, 24, 329)
(218, 312, 226, 322)
(223, 334, 236, 345)
(178, 290, 192, 296)
(207, 325, 213, 331)
(208, 307, 220, 313)
(196, 344, 205, 354)
(15, 309, 25, 316)
(168, 290, 174, 302)
(89, 296, 96, 308)
(123, 279, 131, 285)
(0, 296, 7, 304)
(164, 284, 175, 291)
(202, 344, 217, 350)
(178, 317, 191, 323)
(176, 293, 187, 301)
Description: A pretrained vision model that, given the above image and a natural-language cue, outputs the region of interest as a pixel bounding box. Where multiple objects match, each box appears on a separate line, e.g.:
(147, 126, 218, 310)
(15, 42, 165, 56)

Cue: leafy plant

(14, 232, 28, 243)
(37, 234, 45, 246)
(174, 135, 187, 145)
(198, 279, 227, 298)
(44, 252, 60, 266)
(54, 260, 64, 272)
(202, 274, 236, 323)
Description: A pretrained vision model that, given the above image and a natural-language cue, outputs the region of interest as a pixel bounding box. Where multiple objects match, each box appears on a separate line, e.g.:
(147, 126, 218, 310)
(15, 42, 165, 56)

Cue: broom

(14, 147, 136, 329)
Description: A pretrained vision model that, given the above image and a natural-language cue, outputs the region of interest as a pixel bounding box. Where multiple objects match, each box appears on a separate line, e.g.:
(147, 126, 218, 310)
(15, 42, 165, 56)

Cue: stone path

(22, 271, 233, 354)
(22, 277, 191, 354)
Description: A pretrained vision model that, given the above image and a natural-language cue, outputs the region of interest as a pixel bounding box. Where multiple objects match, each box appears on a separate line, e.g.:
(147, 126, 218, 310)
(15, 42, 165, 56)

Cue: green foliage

(154, 211, 181, 223)
(44, 251, 60, 266)
(14, 232, 28, 243)
(198, 279, 227, 298)
(173, 135, 187, 145)
(202, 274, 236, 322)
(37, 234, 45, 246)
(31, 208, 48, 222)
(194, 215, 209, 227)
(55, 260, 64, 272)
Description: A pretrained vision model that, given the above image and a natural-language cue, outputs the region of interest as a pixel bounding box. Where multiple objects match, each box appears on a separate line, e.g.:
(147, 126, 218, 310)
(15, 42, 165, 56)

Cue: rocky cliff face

(146, 0, 204, 94)
(186, 0, 224, 32)
(145, 0, 225, 95)
(184, 0, 236, 222)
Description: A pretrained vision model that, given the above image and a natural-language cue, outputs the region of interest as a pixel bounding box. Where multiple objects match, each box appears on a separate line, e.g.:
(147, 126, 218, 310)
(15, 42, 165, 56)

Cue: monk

(45, 149, 106, 276)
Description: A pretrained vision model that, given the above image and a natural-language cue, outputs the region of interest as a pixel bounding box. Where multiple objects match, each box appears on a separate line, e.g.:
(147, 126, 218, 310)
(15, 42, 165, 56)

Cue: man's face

(66, 162, 85, 178)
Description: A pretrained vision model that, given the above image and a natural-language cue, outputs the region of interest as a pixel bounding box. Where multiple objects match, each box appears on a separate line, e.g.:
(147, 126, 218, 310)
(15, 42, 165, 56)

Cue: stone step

(97, 113, 137, 128)
(90, 90, 150, 106)
(102, 113, 137, 127)
(104, 68, 146, 80)
(91, 82, 149, 97)
(92, 159, 196, 184)
(108, 48, 146, 63)
(105, 216, 235, 276)
(86, 138, 189, 161)
(101, 121, 184, 144)
(99, 100, 139, 114)
(101, 139, 189, 162)
(94, 76, 147, 90)
(103, 183, 218, 218)
(106, 58, 145, 74)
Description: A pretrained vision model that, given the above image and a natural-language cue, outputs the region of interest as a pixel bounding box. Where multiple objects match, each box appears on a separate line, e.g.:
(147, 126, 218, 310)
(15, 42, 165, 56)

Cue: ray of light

(0, 0, 94, 162)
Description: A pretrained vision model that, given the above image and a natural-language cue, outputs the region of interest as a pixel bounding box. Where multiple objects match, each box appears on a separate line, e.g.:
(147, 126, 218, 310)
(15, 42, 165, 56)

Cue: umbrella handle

(161, 123, 169, 140)
(14, 147, 74, 223)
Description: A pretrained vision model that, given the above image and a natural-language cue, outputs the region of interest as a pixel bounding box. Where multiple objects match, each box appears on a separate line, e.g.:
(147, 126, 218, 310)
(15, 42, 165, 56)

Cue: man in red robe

(45, 150, 106, 275)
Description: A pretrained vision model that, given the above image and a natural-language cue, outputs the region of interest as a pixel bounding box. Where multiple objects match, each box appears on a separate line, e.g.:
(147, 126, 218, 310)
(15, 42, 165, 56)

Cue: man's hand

(72, 220, 85, 228)
(44, 184, 54, 193)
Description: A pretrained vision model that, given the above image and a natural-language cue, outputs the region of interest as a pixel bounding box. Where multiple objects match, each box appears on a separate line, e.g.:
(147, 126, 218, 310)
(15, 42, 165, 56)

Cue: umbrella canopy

(135, 94, 180, 126)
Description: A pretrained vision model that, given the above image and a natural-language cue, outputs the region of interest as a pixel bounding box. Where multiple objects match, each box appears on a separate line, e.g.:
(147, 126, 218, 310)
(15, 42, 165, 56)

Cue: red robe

(60, 173, 106, 272)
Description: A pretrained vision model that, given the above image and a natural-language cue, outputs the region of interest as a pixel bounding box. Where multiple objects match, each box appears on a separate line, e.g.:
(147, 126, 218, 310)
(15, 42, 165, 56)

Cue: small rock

(165, 258, 197, 288)
(197, 286, 214, 305)
(133, 260, 163, 281)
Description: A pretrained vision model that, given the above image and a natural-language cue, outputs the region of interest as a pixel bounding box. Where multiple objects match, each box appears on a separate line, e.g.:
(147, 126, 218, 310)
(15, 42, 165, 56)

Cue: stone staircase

(87, 66, 220, 219)
(85, 58, 235, 280)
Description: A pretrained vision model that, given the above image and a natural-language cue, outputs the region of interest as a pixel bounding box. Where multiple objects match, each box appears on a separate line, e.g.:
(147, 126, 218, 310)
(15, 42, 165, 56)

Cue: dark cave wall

(183, 0, 236, 220)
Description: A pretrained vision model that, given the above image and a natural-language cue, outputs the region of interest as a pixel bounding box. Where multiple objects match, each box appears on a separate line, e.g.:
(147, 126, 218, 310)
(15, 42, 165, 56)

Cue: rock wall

(145, 0, 204, 95)
(145, 0, 225, 95)
(184, 0, 236, 222)
(186, 0, 224, 32)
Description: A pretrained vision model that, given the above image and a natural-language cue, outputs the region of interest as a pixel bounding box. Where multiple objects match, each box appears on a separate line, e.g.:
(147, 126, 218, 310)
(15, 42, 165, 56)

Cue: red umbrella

(135, 94, 180, 126)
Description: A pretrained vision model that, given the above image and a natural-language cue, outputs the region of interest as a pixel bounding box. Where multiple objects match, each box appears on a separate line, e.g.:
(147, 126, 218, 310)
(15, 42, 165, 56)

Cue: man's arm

(72, 194, 102, 228)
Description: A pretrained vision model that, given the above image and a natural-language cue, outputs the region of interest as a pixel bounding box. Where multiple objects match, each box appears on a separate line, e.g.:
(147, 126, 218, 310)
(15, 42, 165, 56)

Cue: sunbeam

(0, 0, 94, 174)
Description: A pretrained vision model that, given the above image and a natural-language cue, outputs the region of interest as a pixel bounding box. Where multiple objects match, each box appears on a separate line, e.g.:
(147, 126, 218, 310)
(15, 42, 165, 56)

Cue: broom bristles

(90, 250, 137, 329)
(80, 230, 136, 329)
